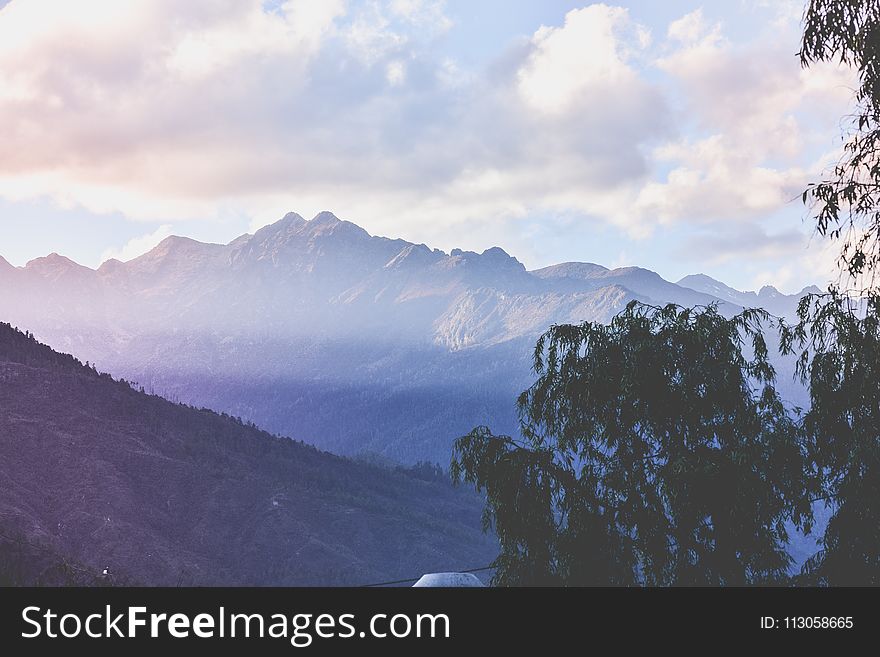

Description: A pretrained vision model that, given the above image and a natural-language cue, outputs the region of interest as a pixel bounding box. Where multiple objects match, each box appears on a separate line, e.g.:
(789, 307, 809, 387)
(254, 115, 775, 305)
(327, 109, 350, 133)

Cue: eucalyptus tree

(801, 0, 880, 281)
(781, 291, 880, 584)
(793, 0, 880, 583)
(453, 303, 813, 585)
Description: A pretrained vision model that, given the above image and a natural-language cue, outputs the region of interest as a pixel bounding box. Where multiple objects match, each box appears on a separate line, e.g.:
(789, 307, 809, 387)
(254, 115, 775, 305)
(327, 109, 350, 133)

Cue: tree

(453, 302, 813, 586)
(781, 291, 880, 584)
(795, 0, 880, 584)
(801, 0, 880, 281)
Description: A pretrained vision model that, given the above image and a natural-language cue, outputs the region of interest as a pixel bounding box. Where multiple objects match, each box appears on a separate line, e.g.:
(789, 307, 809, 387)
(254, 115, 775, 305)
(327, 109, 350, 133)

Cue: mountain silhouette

(0, 211, 815, 464)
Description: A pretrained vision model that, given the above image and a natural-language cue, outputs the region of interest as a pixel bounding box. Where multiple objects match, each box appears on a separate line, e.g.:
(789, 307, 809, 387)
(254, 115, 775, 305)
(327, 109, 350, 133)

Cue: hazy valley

(0, 212, 817, 466)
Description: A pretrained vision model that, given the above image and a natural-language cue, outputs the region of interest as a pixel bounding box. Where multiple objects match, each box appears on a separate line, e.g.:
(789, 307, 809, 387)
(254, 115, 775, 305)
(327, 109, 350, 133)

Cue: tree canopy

(453, 303, 813, 585)
(801, 0, 880, 281)
(795, 0, 880, 584)
(781, 291, 880, 584)
(453, 1, 880, 587)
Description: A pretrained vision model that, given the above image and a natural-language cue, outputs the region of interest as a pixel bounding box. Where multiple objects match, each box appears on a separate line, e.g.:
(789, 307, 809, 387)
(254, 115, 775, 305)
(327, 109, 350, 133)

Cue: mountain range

(0, 211, 818, 465)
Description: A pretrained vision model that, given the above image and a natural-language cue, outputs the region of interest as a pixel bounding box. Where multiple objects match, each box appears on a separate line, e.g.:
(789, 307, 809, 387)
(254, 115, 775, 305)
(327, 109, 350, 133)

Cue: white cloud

(0, 0, 668, 234)
(633, 134, 808, 224)
(0, 1, 859, 290)
(0, 0, 347, 219)
(751, 235, 842, 293)
(100, 224, 174, 263)
(517, 5, 649, 115)
(634, 8, 854, 230)
(344, 3, 404, 65)
(748, 0, 804, 31)
(667, 8, 719, 45)
(165, 1, 344, 80)
(386, 60, 407, 85)
(388, 0, 452, 31)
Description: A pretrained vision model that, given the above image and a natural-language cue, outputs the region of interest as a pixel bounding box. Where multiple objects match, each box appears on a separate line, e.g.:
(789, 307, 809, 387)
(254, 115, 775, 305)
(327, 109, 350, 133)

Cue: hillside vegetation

(0, 323, 497, 585)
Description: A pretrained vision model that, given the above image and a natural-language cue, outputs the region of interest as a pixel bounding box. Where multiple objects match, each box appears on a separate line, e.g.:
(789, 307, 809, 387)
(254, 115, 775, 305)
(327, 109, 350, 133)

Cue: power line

(360, 565, 495, 588)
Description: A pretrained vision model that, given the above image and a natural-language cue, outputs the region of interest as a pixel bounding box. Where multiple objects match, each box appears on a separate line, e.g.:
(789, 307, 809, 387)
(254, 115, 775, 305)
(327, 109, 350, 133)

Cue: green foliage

(781, 290, 880, 584)
(800, 0, 880, 280)
(792, 0, 880, 586)
(453, 302, 813, 586)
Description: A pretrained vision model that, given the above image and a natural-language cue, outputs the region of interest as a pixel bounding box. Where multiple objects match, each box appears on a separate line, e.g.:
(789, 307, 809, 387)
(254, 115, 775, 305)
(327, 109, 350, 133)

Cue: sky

(0, 0, 856, 293)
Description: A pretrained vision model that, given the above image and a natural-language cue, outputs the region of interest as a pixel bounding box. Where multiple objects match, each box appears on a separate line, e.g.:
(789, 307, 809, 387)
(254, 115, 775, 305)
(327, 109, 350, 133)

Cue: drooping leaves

(781, 289, 880, 584)
(453, 302, 814, 586)
(801, 0, 880, 282)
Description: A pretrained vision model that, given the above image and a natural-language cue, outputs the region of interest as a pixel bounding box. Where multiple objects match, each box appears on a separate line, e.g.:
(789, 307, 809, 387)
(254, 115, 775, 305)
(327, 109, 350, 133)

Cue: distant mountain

(0, 212, 817, 465)
(0, 323, 497, 585)
(677, 273, 821, 319)
(536, 263, 728, 310)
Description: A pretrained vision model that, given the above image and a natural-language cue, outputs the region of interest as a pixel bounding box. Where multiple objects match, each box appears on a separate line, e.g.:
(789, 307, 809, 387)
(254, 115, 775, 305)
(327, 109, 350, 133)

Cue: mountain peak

(26, 252, 89, 270)
(311, 211, 341, 225)
(29, 252, 64, 263)
(678, 273, 719, 286)
(607, 265, 655, 277)
(384, 243, 441, 270)
(678, 273, 747, 295)
(22, 253, 95, 282)
(150, 235, 206, 255)
(157, 235, 193, 246)
(273, 212, 306, 230)
(530, 262, 609, 280)
(305, 211, 371, 241)
(479, 246, 526, 273)
(126, 235, 225, 273)
(250, 212, 307, 242)
(97, 258, 125, 274)
(481, 246, 510, 258)
(280, 211, 306, 224)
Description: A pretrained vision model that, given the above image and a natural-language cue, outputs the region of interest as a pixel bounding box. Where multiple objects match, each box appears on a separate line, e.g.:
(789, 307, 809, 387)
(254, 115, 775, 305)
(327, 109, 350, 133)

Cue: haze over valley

(0, 211, 816, 466)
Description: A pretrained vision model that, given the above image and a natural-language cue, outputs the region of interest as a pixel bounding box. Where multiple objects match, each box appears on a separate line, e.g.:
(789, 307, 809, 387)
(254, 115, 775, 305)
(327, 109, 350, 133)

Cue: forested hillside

(0, 323, 497, 585)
